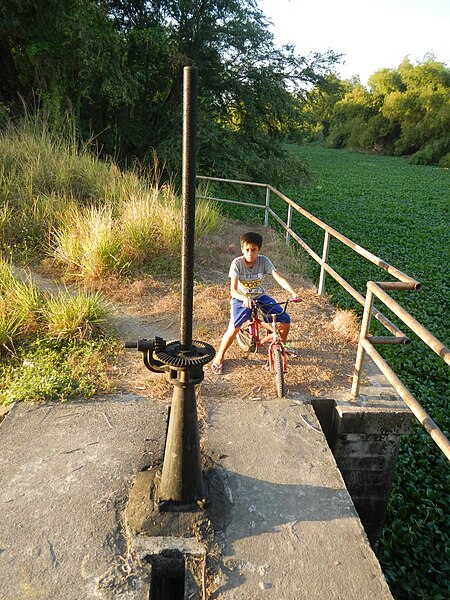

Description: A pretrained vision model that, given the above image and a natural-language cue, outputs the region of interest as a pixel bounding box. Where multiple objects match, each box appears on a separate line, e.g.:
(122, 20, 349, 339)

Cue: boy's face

(241, 242, 260, 266)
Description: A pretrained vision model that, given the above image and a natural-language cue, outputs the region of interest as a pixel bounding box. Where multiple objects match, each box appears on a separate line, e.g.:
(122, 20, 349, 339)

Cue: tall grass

(0, 113, 116, 258)
(0, 112, 220, 277)
(53, 204, 127, 279)
(0, 257, 112, 403)
(0, 110, 220, 404)
(0, 257, 109, 351)
(0, 259, 43, 349)
(44, 290, 109, 341)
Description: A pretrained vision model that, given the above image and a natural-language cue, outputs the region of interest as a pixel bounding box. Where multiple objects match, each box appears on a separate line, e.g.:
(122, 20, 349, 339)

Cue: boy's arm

(272, 270, 297, 298)
(230, 275, 253, 308)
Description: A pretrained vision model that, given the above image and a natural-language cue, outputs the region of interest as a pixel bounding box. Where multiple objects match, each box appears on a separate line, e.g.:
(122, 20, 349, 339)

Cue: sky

(258, 0, 450, 85)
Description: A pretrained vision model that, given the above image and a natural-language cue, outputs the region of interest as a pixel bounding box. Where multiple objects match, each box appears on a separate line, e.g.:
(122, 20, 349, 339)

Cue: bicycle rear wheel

(236, 323, 257, 353)
(272, 346, 286, 398)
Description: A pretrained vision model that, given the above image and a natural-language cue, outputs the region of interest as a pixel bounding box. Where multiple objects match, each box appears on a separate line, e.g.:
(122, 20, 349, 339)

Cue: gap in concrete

(311, 360, 412, 548)
(147, 549, 185, 600)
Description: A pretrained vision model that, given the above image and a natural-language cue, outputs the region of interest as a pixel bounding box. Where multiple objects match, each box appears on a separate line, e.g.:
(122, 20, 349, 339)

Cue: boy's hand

(242, 297, 254, 308)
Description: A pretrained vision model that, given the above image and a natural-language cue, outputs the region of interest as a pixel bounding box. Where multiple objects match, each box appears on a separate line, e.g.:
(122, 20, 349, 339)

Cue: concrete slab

(0, 394, 167, 600)
(0, 387, 394, 599)
(204, 394, 393, 599)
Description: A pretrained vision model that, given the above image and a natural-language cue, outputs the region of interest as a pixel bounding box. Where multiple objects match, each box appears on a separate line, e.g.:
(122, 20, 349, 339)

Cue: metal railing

(196, 176, 450, 460)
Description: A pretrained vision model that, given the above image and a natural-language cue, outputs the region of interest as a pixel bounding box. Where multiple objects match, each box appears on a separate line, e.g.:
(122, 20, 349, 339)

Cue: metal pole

(286, 204, 292, 247)
(180, 66, 198, 350)
(351, 287, 374, 398)
(157, 66, 210, 508)
(264, 186, 270, 226)
(318, 230, 330, 296)
(158, 375, 204, 503)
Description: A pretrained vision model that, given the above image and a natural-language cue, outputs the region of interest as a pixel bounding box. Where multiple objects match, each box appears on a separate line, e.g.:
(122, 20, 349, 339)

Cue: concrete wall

(312, 396, 412, 547)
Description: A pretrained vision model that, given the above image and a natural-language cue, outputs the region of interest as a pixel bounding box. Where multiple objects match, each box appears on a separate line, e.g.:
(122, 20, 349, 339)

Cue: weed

(44, 290, 109, 342)
(0, 338, 115, 405)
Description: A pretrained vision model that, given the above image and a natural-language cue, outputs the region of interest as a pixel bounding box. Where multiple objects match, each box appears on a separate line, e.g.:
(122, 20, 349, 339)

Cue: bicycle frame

(235, 297, 302, 398)
(246, 301, 290, 373)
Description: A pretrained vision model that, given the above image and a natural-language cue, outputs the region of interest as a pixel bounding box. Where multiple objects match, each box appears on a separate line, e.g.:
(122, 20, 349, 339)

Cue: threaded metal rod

(180, 66, 198, 350)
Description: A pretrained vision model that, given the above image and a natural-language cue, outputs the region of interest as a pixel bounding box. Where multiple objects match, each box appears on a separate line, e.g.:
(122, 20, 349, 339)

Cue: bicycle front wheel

(272, 346, 286, 398)
(236, 323, 257, 353)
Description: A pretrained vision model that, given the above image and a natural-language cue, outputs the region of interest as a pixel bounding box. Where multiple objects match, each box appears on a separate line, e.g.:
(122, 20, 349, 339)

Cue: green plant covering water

(237, 144, 450, 599)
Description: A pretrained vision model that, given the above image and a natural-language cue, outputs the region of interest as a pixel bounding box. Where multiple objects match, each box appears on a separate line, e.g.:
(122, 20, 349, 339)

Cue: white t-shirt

(229, 255, 275, 298)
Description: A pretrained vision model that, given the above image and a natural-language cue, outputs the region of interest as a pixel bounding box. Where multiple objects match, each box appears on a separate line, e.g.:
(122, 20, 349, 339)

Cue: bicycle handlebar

(252, 296, 303, 306)
(251, 295, 303, 317)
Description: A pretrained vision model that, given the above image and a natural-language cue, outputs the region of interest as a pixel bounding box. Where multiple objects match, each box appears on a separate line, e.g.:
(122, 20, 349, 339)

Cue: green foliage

(43, 290, 109, 342)
(53, 204, 128, 279)
(284, 143, 449, 599)
(309, 57, 450, 165)
(293, 73, 351, 142)
(0, 115, 221, 277)
(0, 258, 114, 404)
(0, 338, 113, 404)
(1, 0, 339, 183)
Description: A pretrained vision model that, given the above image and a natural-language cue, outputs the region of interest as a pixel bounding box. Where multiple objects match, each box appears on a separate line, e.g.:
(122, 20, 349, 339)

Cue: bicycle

(235, 296, 303, 398)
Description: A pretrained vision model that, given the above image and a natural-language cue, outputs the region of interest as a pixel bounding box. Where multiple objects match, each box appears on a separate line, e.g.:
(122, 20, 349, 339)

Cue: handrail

(196, 175, 450, 460)
(267, 185, 420, 288)
(352, 282, 450, 460)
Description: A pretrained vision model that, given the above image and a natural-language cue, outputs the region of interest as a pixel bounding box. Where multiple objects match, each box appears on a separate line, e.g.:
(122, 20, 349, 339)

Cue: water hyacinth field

(283, 144, 449, 599)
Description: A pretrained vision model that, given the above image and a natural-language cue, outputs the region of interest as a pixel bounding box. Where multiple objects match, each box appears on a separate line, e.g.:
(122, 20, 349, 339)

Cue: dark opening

(148, 550, 185, 600)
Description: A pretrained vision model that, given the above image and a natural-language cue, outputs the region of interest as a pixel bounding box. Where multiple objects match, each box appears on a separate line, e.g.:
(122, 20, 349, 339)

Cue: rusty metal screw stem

(180, 66, 197, 351)
(158, 66, 207, 506)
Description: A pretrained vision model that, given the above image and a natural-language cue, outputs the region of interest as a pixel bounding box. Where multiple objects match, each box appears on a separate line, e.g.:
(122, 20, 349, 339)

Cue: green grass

(282, 145, 450, 600)
(0, 338, 113, 404)
(0, 257, 114, 405)
(0, 112, 220, 405)
(0, 113, 220, 275)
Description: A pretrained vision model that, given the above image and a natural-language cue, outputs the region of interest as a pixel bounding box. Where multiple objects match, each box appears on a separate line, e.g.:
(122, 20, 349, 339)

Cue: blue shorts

(230, 294, 291, 329)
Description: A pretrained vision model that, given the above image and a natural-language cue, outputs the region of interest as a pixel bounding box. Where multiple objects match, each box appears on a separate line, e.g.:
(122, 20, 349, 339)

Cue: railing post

(318, 230, 330, 296)
(351, 286, 374, 398)
(264, 186, 270, 226)
(286, 204, 292, 246)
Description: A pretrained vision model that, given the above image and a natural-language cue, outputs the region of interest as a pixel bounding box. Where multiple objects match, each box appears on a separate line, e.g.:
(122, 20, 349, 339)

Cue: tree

(1, 0, 341, 181)
(294, 73, 350, 142)
(326, 81, 377, 149)
(320, 57, 450, 165)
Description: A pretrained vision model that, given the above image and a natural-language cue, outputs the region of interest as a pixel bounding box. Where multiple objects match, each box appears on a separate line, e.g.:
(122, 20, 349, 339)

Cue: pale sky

(258, 0, 450, 85)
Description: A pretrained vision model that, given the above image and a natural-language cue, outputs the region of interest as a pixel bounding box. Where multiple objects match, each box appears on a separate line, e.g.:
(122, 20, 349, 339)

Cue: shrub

(43, 290, 109, 342)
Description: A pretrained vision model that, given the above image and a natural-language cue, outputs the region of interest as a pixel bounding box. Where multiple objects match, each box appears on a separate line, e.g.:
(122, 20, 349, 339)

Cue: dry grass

(103, 218, 360, 400)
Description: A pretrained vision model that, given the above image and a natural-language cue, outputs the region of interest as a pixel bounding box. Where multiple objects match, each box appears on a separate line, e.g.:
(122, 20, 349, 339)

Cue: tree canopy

(299, 57, 450, 167)
(1, 2, 446, 173)
(0, 0, 340, 181)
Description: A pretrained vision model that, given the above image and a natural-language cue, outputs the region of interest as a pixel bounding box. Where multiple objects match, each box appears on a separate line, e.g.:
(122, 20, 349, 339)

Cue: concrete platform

(203, 394, 393, 599)
(0, 388, 394, 599)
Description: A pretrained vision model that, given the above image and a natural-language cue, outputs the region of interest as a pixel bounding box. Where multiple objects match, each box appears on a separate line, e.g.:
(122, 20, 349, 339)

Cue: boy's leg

(258, 294, 291, 343)
(213, 326, 240, 366)
(278, 322, 290, 343)
(213, 299, 252, 369)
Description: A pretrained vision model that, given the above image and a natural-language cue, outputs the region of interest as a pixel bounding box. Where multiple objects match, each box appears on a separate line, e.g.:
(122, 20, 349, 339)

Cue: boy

(211, 231, 300, 374)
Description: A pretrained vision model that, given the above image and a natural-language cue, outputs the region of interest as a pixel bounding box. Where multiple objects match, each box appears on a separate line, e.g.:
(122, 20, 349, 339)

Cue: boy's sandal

(211, 362, 223, 375)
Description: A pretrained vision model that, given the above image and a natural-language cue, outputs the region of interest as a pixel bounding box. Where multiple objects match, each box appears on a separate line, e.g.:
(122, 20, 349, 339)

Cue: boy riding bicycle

(211, 231, 300, 374)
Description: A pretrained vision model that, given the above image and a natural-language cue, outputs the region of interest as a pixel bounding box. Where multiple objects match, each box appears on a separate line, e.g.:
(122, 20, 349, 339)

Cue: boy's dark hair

(240, 232, 262, 249)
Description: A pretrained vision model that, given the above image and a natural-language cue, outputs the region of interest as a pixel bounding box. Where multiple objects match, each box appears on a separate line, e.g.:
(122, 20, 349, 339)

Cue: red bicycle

(235, 297, 303, 398)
